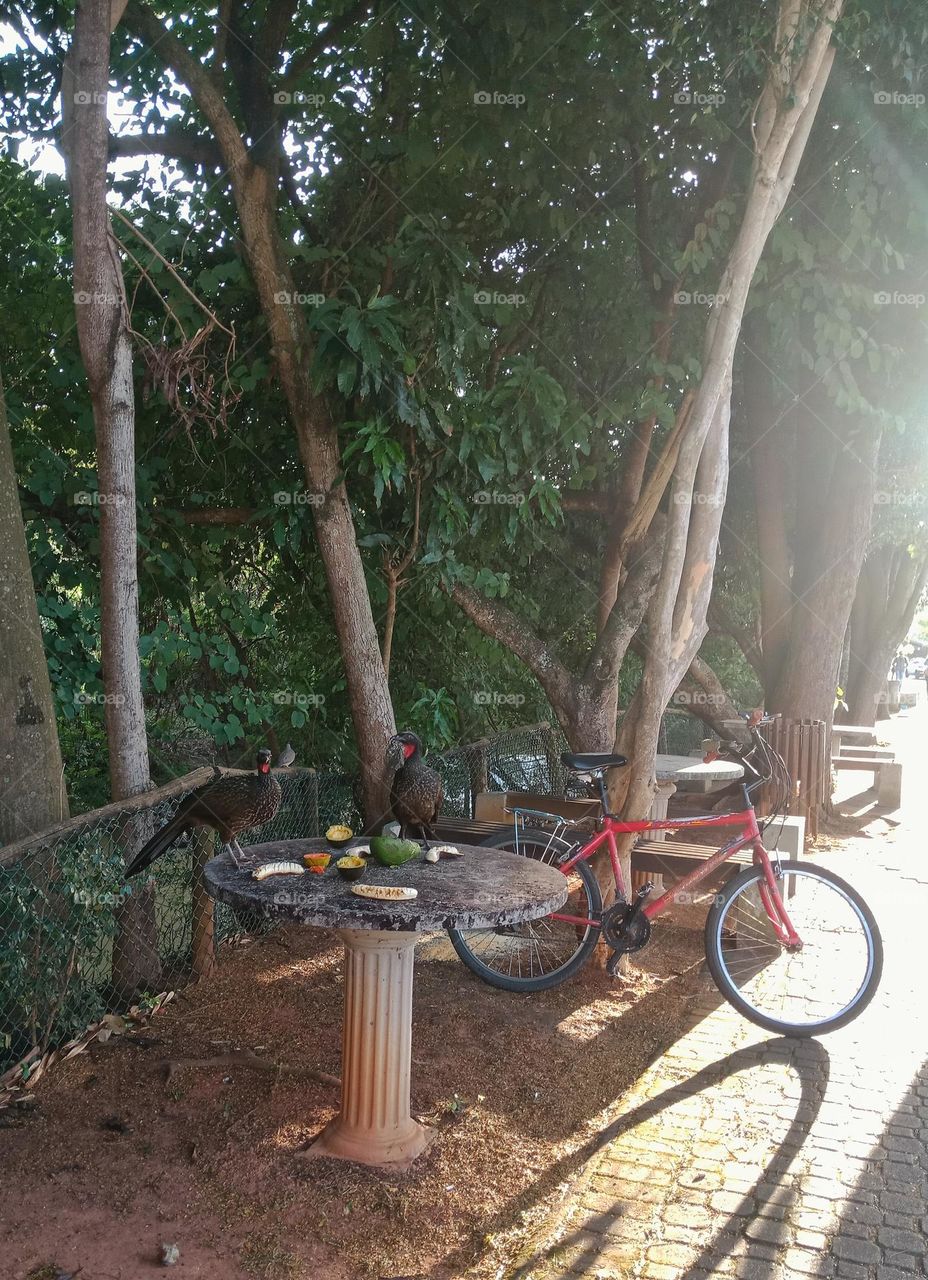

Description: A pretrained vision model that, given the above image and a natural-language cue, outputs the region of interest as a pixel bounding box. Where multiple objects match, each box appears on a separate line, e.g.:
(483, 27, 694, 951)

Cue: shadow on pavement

(506, 1035, 830, 1280)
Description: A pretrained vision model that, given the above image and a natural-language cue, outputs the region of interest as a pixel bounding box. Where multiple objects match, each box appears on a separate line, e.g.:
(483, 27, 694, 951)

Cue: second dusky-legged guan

(124, 748, 286, 878)
(386, 731, 443, 843)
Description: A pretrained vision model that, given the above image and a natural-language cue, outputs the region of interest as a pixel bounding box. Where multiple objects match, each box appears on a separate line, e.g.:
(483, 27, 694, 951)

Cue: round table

(652, 753, 745, 831)
(205, 838, 566, 1168)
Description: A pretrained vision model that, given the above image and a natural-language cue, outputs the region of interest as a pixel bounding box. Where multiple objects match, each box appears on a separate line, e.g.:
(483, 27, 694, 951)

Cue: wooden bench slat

(634, 838, 752, 863)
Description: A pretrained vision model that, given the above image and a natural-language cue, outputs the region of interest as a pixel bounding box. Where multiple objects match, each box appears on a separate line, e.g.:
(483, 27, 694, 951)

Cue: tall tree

(845, 542, 928, 723)
(611, 0, 843, 883)
(0, 368, 69, 844)
(61, 0, 160, 991)
(120, 0, 397, 826)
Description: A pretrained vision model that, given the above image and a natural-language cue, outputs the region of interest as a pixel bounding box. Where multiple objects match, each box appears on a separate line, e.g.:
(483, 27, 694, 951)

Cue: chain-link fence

(0, 716, 692, 1079)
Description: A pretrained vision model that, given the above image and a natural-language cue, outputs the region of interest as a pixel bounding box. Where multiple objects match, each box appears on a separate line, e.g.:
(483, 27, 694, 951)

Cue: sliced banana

(252, 861, 306, 880)
(432, 844, 463, 858)
(350, 884, 417, 901)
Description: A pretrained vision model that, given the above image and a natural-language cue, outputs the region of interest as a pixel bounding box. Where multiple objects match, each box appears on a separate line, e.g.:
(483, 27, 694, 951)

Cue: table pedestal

(309, 929, 433, 1168)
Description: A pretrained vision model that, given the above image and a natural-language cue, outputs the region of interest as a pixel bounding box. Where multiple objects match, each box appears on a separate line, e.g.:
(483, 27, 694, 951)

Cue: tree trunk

(232, 165, 397, 827)
(121, 5, 397, 828)
(611, 0, 842, 901)
(743, 316, 794, 694)
(845, 544, 928, 724)
(0, 369, 69, 844)
(62, 0, 160, 994)
(770, 417, 881, 728)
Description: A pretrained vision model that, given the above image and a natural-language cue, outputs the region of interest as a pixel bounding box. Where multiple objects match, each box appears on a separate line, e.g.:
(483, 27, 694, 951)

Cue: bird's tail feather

(124, 815, 188, 879)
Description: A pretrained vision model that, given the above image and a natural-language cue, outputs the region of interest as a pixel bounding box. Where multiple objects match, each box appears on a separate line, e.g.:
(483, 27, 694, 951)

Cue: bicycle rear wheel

(448, 827, 603, 992)
(705, 859, 882, 1036)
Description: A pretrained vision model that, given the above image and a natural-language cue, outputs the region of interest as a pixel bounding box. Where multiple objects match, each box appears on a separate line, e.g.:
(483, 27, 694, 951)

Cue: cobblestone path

(521, 708, 927, 1280)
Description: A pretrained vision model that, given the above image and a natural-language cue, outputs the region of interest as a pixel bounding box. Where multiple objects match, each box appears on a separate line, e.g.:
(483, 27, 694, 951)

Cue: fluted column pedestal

(309, 929, 433, 1167)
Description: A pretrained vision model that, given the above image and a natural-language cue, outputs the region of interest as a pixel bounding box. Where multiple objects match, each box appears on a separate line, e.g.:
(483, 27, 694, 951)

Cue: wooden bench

(831, 756, 902, 807)
(633, 838, 751, 876)
(435, 819, 757, 889)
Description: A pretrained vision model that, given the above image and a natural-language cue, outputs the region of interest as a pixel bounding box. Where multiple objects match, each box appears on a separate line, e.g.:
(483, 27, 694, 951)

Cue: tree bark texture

(0, 370, 70, 845)
(62, 0, 160, 993)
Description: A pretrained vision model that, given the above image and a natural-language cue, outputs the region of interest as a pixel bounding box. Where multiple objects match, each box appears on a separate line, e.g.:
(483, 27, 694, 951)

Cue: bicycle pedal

(635, 882, 653, 903)
(606, 950, 622, 978)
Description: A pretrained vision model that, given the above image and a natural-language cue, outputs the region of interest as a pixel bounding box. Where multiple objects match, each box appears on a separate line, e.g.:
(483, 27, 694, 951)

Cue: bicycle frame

(554, 807, 802, 947)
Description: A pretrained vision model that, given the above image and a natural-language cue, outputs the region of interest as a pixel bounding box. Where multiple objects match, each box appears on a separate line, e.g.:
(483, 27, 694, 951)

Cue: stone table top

(654, 753, 744, 783)
(204, 838, 567, 933)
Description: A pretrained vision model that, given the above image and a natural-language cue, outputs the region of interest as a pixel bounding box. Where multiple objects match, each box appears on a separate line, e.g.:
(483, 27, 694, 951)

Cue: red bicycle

(448, 715, 882, 1037)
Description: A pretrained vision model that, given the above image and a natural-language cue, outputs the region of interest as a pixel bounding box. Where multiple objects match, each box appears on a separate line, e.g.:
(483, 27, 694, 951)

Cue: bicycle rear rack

(504, 806, 573, 858)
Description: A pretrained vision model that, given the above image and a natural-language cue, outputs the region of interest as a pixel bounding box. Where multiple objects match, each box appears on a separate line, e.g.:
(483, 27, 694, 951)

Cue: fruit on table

(303, 852, 331, 874)
(336, 854, 366, 881)
(252, 861, 306, 880)
(326, 824, 353, 845)
(351, 883, 417, 901)
(370, 836, 421, 866)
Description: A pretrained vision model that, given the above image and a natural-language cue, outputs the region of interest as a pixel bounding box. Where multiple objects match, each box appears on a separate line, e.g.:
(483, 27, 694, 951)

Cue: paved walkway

(520, 704, 928, 1280)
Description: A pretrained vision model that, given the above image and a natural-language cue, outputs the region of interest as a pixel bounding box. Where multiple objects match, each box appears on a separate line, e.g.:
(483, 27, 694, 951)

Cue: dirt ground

(0, 907, 711, 1280)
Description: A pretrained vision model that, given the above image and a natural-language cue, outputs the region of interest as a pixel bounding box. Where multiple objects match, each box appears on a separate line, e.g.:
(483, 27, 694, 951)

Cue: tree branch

(124, 1, 250, 175)
(448, 583, 575, 712)
(586, 519, 665, 688)
(280, 0, 374, 91)
(109, 130, 222, 167)
(707, 595, 764, 679)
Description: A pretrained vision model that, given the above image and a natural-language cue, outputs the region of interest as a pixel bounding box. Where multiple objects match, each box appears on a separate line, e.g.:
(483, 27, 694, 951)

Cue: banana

(252, 861, 307, 880)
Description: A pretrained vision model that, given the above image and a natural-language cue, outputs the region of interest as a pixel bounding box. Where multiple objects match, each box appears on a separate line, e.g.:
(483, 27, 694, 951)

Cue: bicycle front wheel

(448, 827, 603, 992)
(705, 859, 882, 1036)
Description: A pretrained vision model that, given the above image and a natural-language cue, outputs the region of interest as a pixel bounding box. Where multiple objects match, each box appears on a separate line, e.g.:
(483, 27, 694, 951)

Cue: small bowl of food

(336, 854, 366, 881)
(303, 852, 332, 874)
(326, 824, 354, 849)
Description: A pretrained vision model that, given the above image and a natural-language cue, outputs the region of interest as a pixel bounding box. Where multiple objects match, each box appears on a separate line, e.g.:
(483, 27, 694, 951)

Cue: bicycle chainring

(601, 900, 652, 954)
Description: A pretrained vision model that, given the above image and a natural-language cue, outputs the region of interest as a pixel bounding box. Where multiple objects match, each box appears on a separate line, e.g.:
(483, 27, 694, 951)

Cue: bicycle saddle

(561, 752, 628, 772)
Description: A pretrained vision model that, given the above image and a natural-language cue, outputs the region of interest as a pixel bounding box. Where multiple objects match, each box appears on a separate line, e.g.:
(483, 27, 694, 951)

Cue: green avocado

(370, 836, 421, 866)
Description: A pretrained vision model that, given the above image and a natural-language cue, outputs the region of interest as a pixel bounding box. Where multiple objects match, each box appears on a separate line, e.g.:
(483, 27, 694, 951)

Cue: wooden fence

(759, 716, 827, 839)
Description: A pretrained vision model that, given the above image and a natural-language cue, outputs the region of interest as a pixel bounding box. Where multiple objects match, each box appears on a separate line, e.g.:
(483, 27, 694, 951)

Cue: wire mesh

(0, 715, 683, 1077)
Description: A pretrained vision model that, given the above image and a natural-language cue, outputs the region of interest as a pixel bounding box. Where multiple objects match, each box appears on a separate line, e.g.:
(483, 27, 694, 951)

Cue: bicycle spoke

(710, 865, 879, 1033)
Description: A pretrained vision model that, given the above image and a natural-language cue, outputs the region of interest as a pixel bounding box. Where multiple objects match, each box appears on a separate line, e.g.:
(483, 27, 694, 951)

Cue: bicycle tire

(705, 859, 882, 1036)
(448, 827, 603, 992)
